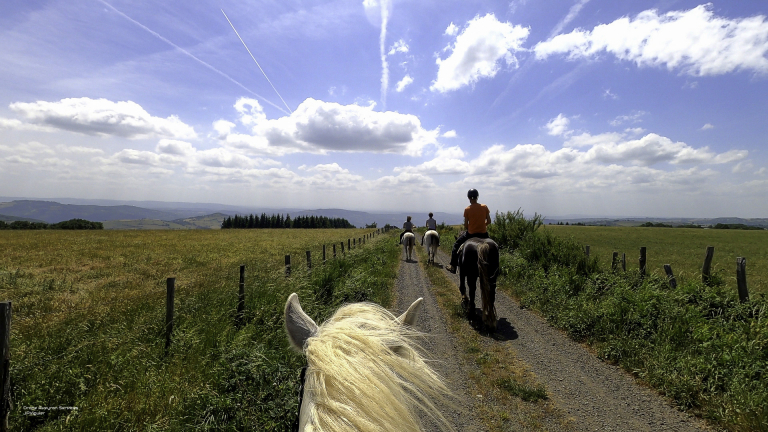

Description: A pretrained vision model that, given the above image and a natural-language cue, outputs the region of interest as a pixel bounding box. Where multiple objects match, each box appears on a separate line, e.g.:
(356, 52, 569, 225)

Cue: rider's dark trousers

(450, 231, 489, 266)
(400, 229, 413, 243)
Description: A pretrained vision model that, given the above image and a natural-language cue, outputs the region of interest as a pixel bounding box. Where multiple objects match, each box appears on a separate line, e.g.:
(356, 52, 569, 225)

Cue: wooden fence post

(333, 244, 336, 258)
(0, 301, 11, 432)
(348, 239, 351, 250)
(585, 245, 590, 258)
(285, 255, 291, 277)
(702, 246, 715, 284)
(663, 264, 677, 289)
(622, 253, 626, 272)
(341, 242, 345, 254)
(323, 245, 326, 263)
(611, 252, 618, 271)
(238, 265, 245, 323)
(736, 257, 749, 303)
(639, 247, 647, 278)
(353, 238, 356, 247)
(165, 278, 175, 353)
(306, 251, 312, 270)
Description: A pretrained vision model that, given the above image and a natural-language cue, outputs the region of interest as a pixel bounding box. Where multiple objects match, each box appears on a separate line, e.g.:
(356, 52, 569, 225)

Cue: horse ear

(396, 297, 423, 326)
(284, 293, 318, 352)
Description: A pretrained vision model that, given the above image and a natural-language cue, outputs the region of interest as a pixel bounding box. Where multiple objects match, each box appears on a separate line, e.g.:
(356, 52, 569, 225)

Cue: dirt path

(393, 252, 486, 431)
(394, 235, 715, 432)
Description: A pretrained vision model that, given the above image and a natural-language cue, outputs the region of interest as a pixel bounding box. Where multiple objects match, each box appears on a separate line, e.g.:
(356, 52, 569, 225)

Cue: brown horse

(458, 237, 500, 332)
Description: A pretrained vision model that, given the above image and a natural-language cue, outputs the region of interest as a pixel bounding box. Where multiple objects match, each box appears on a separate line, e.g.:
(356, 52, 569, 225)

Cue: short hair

(429, 212, 433, 217)
(407, 215, 412, 221)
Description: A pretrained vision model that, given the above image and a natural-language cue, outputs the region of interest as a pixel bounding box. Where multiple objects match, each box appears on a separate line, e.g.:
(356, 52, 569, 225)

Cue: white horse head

(423, 230, 439, 265)
(284, 293, 454, 431)
(402, 232, 415, 261)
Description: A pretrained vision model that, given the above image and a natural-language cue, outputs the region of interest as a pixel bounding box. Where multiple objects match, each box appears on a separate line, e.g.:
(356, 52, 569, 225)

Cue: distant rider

(422, 212, 438, 246)
(400, 215, 414, 244)
(446, 189, 491, 274)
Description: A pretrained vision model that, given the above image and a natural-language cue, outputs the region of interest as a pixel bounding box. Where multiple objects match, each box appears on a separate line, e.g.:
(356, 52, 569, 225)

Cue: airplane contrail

(221, 9, 293, 114)
(379, 0, 391, 110)
(96, 0, 288, 115)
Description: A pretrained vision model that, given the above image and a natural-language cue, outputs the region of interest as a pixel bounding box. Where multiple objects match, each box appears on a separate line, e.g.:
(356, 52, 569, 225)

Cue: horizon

(2, 1, 767, 218)
(2, 195, 767, 222)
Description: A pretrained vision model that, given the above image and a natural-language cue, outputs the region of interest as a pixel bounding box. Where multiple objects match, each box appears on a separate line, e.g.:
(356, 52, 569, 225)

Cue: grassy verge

(414, 244, 574, 432)
(543, 225, 768, 296)
(493, 212, 768, 431)
(1, 228, 399, 431)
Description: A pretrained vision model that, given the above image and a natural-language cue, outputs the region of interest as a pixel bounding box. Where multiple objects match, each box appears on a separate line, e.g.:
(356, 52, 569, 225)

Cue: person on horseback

(446, 189, 491, 274)
(400, 215, 414, 244)
(422, 212, 438, 246)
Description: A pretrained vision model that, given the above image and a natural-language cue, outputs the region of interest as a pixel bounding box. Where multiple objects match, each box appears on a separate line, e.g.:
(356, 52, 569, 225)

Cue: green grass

(0, 228, 399, 431)
(490, 213, 768, 431)
(544, 225, 768, 295)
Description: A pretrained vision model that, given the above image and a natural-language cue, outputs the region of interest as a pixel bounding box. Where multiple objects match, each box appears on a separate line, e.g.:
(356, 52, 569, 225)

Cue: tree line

(221, 213, 355, 229)
(0, 218, 104, 230)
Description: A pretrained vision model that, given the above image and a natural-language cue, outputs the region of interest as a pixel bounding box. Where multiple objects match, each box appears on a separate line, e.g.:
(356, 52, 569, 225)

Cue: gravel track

(393, 249, 486, 431)
(394, 234, 716, 432)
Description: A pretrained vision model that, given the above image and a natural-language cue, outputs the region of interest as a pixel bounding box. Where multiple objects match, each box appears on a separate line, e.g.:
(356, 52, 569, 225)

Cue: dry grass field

(0, 228, 389, 430)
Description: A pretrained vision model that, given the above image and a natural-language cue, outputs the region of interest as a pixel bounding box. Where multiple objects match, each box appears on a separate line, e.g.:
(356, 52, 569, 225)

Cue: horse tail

(477, 241, 497, 328)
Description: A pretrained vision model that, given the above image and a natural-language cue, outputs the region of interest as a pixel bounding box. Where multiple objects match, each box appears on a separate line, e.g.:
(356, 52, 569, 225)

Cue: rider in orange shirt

(446, 189, 491, 273)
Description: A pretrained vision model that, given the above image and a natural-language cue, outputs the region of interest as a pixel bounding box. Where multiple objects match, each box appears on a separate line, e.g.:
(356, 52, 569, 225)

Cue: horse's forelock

(303, 302, 454, 431)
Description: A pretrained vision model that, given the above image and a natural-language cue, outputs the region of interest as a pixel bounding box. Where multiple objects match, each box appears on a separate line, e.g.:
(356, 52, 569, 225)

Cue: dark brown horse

(458, 237, 500, 331)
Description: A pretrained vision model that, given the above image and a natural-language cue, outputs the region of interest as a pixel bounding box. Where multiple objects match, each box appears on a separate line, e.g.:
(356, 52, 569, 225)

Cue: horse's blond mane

(303, 302, 454, 432)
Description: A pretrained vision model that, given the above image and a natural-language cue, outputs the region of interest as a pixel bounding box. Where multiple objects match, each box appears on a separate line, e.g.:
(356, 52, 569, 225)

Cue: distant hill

(0, 200, 185, 223)
(543, 216, 768, 228)
(0, 213, 46, 223)
(104, 213, 228, 230)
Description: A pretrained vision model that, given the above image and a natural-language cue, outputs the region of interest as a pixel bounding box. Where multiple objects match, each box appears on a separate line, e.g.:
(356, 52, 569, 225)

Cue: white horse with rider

(400, 216, 416, 261)
(423, 212, 440, 265)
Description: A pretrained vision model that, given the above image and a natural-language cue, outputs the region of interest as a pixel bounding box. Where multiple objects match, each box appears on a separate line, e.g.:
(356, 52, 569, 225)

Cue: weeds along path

(409, 235, 715, 432)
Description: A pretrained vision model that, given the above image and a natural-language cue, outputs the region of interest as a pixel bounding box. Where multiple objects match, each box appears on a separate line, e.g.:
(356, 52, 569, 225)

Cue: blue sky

(1, 0, 767, 218)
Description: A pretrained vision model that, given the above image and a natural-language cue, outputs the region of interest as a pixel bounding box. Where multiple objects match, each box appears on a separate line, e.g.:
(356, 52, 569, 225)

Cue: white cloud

(113, 149, 163, 166)
(431, 14, 530, 93)
(375, 171, 437, 188)
(576, 132, 747, 166)
(442, 130, 457, 138)
(218, 98, 439, 156)
(603, 89, 618, 100)
(194, 148, 253, 169)
(212, 120, 236, 139)
(9, 98, 196, 139)
(395, 75, 413, 92)
(395, 145, 471, 175)
(701, 123, 714, 130)
(546, 114, 571, 136)
(444, 22, 459, 36)
(534, 4, 768, 76)
(57, 145, 104, 155)
(0, 117, 55, 132)
(156, 139, 194, 156)
(610, 111, 647, 126)
(388, 39, 409, 55)
(235, 98, 268, 127)
(732, 161, 754, 173)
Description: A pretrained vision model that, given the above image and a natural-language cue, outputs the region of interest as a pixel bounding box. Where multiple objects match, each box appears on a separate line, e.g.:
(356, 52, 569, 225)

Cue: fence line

(586, 245, 750, 302)
(6, 227, 396, 428)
